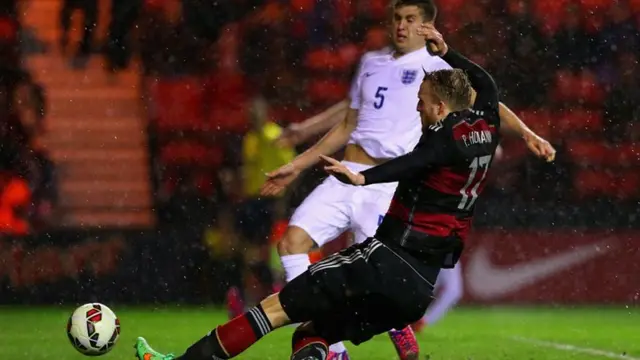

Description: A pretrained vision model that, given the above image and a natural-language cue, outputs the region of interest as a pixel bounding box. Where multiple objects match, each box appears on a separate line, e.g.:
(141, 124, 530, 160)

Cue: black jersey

(359, 49, 501, 267)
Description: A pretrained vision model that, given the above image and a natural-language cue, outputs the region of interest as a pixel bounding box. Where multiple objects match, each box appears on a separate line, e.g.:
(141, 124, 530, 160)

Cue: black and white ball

(67, 303, 120, 356)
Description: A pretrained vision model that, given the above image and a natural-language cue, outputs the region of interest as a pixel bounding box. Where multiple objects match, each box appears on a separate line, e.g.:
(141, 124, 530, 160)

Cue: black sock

(177, 329, 228, 360)
(178, 304, 273, 360)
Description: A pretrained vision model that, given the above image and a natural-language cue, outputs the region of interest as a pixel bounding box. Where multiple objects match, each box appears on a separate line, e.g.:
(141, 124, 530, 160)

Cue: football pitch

(1, 306, 637, 359)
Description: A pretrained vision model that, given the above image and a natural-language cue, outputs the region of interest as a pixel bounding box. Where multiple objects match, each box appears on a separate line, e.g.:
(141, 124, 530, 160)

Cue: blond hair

(423, 69, 473, 111)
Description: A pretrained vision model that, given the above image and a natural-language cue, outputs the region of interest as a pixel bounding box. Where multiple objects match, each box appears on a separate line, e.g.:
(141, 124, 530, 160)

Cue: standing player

(134, 24, 549, 360)
(261, 0, 554, 358)
(262, 1, 452, 358)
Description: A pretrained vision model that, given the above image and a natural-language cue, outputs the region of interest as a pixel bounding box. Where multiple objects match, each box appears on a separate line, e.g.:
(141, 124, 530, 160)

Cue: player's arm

(425, 27, 555, 161)
(321, 138, 449, 186)
(278, 53, 367, 147)
(461, 72, 556, 162)
(441, 50, 499, 110)
(465, 82, 556, 161)
(278, 100, 349, 146)
(299, 100, 349, 137)
(285, 51, 368, 170)
(290, 107, 359, 171)
(360, 144, 444, 184)
(496, 105, 535, 138)
(467, 93, 537, 139)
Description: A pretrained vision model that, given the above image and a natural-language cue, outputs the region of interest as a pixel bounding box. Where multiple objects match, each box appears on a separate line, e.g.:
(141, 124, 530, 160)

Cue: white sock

(424, 268, 464, 324)
(329, 342, 347, 354)
(280, 254, 311, 282)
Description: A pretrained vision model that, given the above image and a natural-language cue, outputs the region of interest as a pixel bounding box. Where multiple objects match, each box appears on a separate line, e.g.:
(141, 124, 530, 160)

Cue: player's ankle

(292, 331, 329, 360)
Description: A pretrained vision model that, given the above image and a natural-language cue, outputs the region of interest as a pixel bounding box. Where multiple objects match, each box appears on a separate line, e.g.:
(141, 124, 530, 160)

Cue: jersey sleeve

(361, 127, 454, 185)
(423, 54, 452, 72)
(440, 49, 499, 114)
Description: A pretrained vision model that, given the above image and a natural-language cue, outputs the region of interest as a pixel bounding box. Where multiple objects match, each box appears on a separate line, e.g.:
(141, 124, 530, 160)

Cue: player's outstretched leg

(135, 294, 288, 360)
(134, 337, 175, 360)
(422, 264, 463, 326)
(290, 323, 330, 360)
(388, 326, 419, 360)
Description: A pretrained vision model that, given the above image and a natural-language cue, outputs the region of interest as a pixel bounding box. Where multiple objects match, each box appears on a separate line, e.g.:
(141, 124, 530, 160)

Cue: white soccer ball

(67, 303, 121, 356)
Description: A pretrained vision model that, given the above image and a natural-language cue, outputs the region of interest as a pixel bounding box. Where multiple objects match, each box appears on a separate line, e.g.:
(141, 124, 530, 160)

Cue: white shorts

(289, 161, 397, 246)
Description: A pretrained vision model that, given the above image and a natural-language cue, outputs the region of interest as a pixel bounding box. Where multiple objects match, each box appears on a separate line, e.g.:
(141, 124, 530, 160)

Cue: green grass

(1, 306, 638, 359)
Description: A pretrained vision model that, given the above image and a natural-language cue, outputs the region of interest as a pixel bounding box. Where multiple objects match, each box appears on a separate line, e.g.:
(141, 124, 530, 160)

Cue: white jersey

(348, 47, 451, 159)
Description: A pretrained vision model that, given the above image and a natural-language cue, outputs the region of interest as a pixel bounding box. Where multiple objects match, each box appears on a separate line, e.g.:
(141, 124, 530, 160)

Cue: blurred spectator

(599, 1, 640, 60)
(59, 0, 98, 69)
(0, 65, 56, 233)
(0, 8, 19, 69)
(144, 0, 640, 233)
(241, 1, 299, 87)
(499, 0, 550, 107)
(603, 51, 640, 143)
(0, 0, 16, 17)
(0, 67, 40, 174)
(139, 0, 212, 76)
(0, 170, 30, 235)
(233, 96, 295, 304)
(159, 169, 212, 226)
(104, 0, 142, 72)
(552, 4, 597, 71)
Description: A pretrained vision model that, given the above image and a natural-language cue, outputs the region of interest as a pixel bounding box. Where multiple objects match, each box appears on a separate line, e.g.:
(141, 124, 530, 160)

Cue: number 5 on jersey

(458, 155, 492, 210)
(374, 86, 388, 109)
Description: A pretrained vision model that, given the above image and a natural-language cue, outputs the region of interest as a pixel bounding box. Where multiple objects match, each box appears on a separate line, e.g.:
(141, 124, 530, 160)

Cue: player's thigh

(279, 240, 382, 323)
(325, 242, 439, 344)
(281, 239, 437, 344)
(288, 177, 354, 247)
(351, 188, 394, 244)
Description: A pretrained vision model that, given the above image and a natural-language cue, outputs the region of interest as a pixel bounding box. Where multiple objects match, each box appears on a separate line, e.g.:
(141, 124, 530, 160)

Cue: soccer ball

(67, 303, 120, 356)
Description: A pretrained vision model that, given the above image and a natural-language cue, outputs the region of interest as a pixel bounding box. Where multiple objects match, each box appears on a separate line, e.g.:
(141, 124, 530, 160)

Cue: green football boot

(134, 337, 176, 360)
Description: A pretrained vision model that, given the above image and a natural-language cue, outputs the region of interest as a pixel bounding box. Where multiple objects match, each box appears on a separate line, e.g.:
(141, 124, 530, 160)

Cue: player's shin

(178, 303, 277, 360)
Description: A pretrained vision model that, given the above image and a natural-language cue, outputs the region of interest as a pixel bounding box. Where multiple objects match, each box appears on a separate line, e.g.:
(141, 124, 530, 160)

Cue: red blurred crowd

(1, 0, 638, 236)
(141, 0, 639, 213)
(137, 0, 639, 303)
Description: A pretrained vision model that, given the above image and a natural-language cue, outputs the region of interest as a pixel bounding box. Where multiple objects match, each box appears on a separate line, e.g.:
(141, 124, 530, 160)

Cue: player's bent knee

(260, 293, 290, 329)
(277, 226, 315, 256)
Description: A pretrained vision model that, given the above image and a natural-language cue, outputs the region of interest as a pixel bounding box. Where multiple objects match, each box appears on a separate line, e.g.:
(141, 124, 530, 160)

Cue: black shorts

(279, 238, 440, 345)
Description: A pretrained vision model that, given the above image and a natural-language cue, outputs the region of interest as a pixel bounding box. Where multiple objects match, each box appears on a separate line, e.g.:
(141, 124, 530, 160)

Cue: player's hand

(523, 131, 556, 162)
(320, 155, 365, 186)
(275, 123, 306, 147)
(260, 163, 301, 196)
(417, 24, 448, 56)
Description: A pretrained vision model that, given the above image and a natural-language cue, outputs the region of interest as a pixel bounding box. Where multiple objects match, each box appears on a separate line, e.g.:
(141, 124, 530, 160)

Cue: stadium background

(0, 0, 638, 359)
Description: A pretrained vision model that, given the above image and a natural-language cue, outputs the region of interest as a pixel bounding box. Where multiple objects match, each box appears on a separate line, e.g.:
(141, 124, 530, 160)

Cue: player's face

(417, 81, 446, 126)
(390, 6, 429, 54)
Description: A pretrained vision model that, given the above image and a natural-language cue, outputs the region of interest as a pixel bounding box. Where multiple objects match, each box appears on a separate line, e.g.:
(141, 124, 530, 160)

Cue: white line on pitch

(510, 336, 640, 360)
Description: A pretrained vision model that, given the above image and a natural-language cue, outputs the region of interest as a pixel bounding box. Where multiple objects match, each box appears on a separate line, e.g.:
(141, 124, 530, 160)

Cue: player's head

(390, 0, 438, 54)
(249, 96, 269, 129)
(418, 69, 472, 125)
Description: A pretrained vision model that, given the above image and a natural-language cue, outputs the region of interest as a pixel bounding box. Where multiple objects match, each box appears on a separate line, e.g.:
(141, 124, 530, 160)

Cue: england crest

(401, 69, 418, 84)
